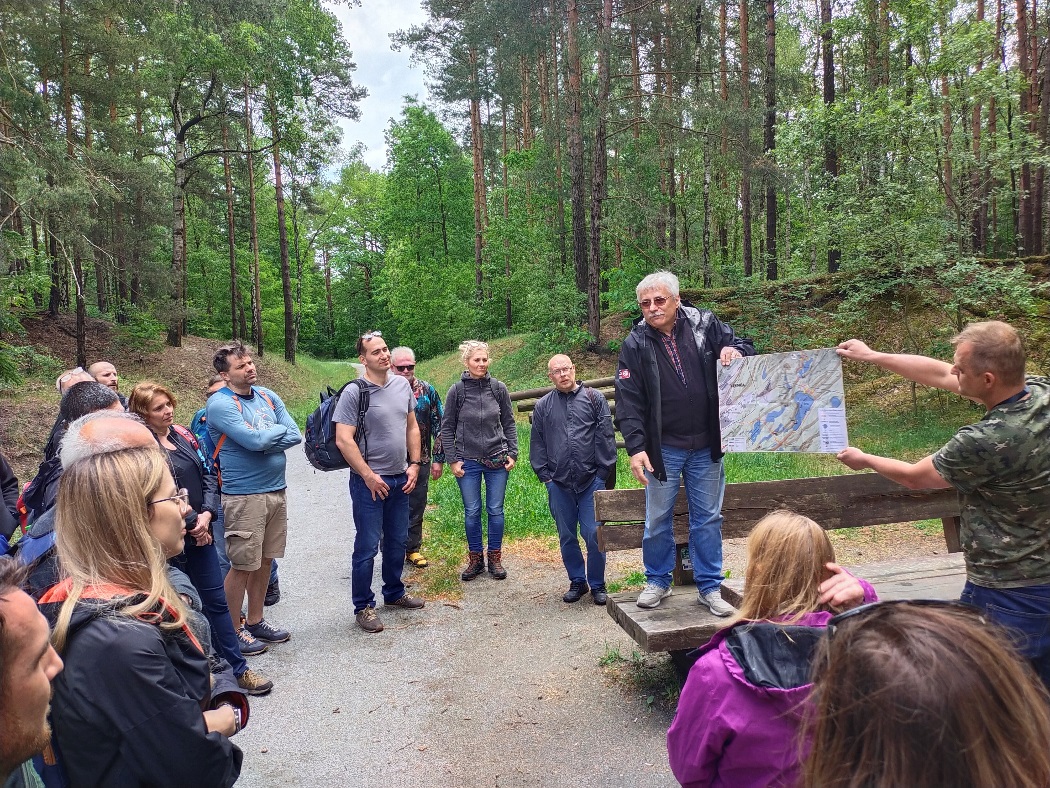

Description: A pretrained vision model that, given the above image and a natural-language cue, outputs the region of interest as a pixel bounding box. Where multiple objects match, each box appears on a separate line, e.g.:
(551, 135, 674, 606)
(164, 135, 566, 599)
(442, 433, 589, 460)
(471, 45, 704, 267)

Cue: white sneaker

(636, 583, 672, 609)
(699, 589, 736, 617)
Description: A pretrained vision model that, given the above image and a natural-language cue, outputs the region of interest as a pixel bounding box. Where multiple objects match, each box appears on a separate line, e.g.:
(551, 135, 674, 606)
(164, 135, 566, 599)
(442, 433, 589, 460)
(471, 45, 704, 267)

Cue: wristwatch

(410, 460, 425, 466)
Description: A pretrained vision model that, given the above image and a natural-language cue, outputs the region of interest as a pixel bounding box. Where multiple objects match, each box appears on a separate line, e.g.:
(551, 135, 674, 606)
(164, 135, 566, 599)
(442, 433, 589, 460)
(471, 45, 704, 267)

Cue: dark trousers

(406, 472, 430, 554)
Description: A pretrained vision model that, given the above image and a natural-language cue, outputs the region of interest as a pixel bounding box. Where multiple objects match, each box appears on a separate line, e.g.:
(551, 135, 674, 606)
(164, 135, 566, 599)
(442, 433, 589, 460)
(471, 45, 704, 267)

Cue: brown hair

(953, 320, 1026, 387)
(127, 381, 178, 420)
(0, 558, 30, 682)
(51, 447, 186, 653)
(732, 509, 836, 625)
(212, 341, 250, 373)
(804, 602, 1050, 788)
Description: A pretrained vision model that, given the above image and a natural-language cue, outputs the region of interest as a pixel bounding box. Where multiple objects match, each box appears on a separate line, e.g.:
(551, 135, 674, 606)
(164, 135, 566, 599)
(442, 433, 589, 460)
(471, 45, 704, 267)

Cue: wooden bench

(595, 473, 965, 670)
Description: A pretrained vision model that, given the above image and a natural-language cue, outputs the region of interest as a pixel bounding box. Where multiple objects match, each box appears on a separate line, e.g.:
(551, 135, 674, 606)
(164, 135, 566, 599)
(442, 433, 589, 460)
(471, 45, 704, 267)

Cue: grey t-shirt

(333, 374, 416, 476)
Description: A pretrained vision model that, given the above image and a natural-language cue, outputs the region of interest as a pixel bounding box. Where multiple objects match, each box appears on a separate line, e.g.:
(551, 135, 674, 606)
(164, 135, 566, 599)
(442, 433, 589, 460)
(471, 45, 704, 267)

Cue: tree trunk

(60, 0, 86, 364)
(1016, 0, 1033, 253)
(740, 0, 753, 277)
(469, 47, 485, 301)
(719, 0, 729, 260)
(821, 0, 841, 273)
(222, 119, 239, 340)
(764, 0, 777, 280)
(588, 0, 612, 343)
(245, 81, 264, 356)
(267, 97, 295, 364)
(566, 0, 589, 294)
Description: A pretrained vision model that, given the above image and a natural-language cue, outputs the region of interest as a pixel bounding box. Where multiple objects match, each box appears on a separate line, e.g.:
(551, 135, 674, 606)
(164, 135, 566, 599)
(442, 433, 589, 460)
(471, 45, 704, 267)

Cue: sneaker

(699, 589, 736, 618)
(236, 626, 269, 656)
(562, 580, 589, 603)
(237, 668, 274, 696)
(592, 585, 609, 606)
(636, 583, 672, 609)
(385, 593, 425, 609)
(244, 618, 291, 643)
(356, 607, 384, 633)
(264, 580, 281, 606)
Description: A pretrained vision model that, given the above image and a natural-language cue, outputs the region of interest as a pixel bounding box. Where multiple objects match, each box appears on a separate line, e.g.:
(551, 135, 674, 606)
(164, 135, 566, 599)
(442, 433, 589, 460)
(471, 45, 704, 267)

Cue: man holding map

(615, 271, 755, 614)
(836, 321, 1050, 687)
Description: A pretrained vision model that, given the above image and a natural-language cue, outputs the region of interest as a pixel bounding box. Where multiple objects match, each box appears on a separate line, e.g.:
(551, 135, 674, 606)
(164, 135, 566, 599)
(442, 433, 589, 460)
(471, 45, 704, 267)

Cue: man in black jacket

(614, 271, 755, 614)
(531, 354, 618, 605)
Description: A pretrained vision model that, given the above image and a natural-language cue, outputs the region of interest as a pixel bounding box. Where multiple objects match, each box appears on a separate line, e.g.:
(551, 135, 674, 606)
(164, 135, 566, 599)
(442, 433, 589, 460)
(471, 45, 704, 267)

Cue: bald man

(88, 361, 127, 408)
(531, 355, 618, 605)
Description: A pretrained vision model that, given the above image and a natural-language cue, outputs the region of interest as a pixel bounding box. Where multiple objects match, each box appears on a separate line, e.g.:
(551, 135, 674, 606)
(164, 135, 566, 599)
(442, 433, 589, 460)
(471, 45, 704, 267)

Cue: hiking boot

(264, 579, 281, 606)
(356, 607, 384, 633)
(592, 585, 609, 606)
(385, 593, 426, 609)
(237, 668, 274, 696)
(486, 549, 508, 580)
(698, 589, 736, 618)
(563, 580, 589, 603)
(244, 618, 291, 643)
(407, 551, 429, 568)
(461, 551, 485, 581)
(236, 626, 269, 656)
(636, 583, 672, 609)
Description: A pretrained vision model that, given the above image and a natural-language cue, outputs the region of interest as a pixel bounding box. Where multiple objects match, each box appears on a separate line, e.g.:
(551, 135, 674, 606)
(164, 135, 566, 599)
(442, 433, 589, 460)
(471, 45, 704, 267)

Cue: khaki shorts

(222, 490, 288, 572)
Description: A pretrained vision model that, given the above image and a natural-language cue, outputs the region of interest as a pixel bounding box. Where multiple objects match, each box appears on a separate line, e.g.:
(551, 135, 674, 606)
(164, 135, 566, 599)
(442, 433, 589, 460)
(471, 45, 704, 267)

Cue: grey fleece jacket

(440, 372, 519, 463)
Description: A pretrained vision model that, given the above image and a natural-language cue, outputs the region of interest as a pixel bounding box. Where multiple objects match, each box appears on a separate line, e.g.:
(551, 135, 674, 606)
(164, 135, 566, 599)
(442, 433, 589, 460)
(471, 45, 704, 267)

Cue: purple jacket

(667, 579, 877, 788)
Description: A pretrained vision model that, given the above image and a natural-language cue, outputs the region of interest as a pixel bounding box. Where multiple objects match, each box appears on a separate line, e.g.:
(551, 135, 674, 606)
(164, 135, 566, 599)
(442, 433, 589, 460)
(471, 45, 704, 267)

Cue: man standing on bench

(615, 271, 755, 615)
(837, 321, 1050, 688)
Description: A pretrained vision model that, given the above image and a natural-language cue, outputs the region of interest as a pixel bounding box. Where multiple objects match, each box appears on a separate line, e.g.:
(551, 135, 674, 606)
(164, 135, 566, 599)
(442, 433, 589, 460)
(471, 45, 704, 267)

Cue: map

(717, 348, 848, 453)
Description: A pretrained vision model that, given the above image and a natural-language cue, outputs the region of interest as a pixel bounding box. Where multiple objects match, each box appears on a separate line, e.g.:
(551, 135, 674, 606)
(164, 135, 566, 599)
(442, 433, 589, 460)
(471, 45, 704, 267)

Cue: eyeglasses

(150, 489, 190, 509)
(394, 364, 415, 372)
(550, 366, 574, 377)
(361, 330, 383, 340)
(825, 599, 983, 640)
(637, 295, 671, 310)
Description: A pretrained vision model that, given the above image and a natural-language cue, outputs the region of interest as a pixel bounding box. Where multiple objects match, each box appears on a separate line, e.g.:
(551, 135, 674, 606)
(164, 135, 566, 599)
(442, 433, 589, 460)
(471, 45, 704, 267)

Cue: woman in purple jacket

(667, 509, 877, 788)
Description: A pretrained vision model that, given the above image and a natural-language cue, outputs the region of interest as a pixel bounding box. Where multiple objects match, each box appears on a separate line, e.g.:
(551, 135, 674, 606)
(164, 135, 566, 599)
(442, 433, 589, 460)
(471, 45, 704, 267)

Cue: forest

(1, 0, 1047, 373)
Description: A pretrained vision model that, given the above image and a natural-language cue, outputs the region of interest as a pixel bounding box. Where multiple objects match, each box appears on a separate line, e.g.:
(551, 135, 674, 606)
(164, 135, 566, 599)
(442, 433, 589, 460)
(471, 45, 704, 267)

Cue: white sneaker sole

(699, 595, 734, 617)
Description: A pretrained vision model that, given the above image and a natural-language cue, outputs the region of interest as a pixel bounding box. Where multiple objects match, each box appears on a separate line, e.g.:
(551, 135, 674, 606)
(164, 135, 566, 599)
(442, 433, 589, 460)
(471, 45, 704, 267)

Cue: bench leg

(669, 648, 699, 685)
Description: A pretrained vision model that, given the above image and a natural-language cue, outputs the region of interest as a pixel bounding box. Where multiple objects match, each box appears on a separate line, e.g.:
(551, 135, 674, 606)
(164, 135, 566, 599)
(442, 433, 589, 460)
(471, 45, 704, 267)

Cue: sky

(325, 0, 430, 171)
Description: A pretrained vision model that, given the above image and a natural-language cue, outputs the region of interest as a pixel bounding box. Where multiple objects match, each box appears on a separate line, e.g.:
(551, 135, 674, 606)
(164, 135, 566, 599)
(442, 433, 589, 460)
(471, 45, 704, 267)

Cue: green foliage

(112, 308, 166, 353)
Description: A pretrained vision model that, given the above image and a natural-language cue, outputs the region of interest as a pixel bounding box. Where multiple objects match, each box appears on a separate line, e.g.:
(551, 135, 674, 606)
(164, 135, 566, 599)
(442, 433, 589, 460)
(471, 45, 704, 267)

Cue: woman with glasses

(805, 601, 1050, 788)
(129, 381, 272, 695)
(440, 340, 518, 581)
(39, 446, 243, 786)
(667, 510, 877, 788)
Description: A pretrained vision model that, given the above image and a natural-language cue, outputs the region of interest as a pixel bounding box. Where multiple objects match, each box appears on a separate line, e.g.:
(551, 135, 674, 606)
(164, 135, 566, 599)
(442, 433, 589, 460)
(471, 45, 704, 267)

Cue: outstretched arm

(836, 339, 960, 394)
(837, 449, 952, 491)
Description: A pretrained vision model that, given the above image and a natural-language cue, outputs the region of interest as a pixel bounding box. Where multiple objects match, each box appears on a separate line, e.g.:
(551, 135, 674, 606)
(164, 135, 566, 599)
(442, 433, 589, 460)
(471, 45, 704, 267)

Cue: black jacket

(530, 385, 617, 491)
(0, 451, 18, 542)
(614, 302, 755, 480)
(39, 594, 242, 788)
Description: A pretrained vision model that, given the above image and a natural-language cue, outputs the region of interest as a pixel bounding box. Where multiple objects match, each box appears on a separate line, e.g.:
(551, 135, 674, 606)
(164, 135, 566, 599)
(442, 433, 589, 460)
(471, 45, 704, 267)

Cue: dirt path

(232, 450, 676, 787)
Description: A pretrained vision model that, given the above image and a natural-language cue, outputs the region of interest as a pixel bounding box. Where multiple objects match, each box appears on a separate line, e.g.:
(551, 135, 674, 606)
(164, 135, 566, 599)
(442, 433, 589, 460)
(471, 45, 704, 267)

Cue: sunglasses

(825, 599, 983, 640)
(361, 330, 383, 340)
(638, 295, 671, 310)
(394, 364, 415, 372)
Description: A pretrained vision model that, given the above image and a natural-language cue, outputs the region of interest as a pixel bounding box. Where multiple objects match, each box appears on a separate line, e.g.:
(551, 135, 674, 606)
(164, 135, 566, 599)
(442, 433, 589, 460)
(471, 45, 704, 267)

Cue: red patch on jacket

(618, 369, 631, 379)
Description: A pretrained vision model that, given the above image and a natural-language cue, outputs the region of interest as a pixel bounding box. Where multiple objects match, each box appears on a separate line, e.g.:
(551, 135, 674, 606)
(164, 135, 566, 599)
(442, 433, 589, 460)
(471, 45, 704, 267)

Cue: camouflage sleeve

(931, 423, 1003, 495)
(430, 384, 445, 463)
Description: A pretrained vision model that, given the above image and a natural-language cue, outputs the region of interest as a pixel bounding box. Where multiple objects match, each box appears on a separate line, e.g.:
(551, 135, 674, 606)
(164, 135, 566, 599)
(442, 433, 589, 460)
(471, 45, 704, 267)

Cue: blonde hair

(733, 509, 836, 624)
(51, 446, 186, 653)
(127, 381, 178, 419)
(953, 320, 1026, 387)
(459, 340, 489, 367)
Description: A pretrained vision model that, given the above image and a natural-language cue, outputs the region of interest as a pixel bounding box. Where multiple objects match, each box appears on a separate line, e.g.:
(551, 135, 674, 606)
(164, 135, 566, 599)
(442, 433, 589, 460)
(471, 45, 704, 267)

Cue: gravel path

(232, 451, 677, 787)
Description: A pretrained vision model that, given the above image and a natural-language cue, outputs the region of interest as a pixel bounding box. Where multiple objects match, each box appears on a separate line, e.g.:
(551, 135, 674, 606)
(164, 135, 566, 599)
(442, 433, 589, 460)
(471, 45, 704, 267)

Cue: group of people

(3, 264, 1050, 786)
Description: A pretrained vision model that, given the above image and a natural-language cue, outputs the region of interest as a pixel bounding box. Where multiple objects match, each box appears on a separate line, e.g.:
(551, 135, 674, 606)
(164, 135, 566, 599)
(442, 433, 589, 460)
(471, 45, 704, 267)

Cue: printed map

(717, 348, 848, 453)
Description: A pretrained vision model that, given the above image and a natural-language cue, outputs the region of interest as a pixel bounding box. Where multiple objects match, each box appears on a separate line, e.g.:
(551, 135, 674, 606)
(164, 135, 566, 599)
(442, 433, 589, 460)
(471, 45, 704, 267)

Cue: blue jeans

(169, 540, 248, 676)
(643, 445, 725, 593)
(213, 502, 278, 584)
(546, 477, 606, 588)
(349, 472, 409, 613)
(456, 461, 509, 553)
(961, 580, 1050, 689)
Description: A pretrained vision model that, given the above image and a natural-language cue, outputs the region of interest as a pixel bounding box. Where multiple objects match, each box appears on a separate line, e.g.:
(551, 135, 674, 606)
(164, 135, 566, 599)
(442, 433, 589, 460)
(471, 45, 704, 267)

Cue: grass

(598, 644, 681, 711)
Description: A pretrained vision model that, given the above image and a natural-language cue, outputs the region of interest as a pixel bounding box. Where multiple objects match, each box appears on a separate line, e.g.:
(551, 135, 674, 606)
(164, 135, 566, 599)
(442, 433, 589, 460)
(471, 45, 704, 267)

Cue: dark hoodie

(440, 372, 518, 464)
(38, 588, 242, 788)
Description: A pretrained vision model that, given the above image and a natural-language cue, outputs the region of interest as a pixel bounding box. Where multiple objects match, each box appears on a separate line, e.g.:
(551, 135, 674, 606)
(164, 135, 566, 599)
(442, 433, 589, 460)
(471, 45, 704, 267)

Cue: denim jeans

(546, 477, 606, 588)
(643, 445, 725, 593)
(961, 580, 1050, 689)
(349, 472, 409, 613)
(213, 502, 279, 584)
(406, 472, 430, 554)
(456, 460, 509, 553)
(169, 540, 248, 676)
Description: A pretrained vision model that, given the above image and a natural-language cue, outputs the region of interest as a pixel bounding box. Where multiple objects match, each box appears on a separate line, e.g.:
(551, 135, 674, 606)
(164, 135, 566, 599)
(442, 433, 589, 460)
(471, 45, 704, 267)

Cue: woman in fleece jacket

(666, 509, 877, 788)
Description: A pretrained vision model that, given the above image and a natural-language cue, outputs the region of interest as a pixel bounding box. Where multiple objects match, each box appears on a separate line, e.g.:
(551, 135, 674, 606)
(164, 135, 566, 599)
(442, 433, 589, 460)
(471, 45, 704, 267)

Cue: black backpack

(304, 379, 369, 471)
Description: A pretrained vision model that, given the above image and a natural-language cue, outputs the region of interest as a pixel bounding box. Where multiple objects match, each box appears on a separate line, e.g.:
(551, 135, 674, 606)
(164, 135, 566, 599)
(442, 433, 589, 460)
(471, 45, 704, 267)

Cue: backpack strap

(172, 424, 209, 469)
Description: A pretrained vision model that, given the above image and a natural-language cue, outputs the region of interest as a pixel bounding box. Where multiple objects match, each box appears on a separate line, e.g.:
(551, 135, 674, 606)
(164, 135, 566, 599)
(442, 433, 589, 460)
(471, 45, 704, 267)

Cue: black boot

(461, 551, 485, 581)
(563, 580, 589, 603)
(591, 585, 608, 605)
